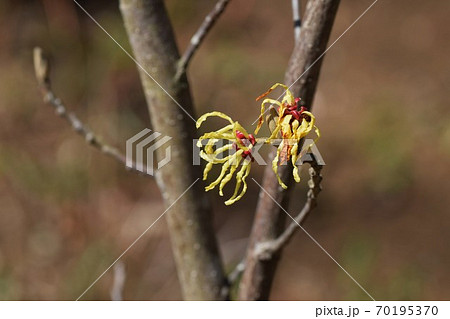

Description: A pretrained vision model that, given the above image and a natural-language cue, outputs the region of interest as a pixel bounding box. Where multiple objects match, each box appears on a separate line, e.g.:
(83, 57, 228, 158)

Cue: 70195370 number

(376, 305, 438, 316)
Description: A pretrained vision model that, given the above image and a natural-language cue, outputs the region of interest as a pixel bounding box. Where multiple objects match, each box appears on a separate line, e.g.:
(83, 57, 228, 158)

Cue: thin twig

(254, 160, 323, 260)
(110, 261, 126, 301)
(174, 0, 231, 82)
(228, 260, 246, 284)
(291, 0, 302, 42)
(220, 259, 245, 300)
(33, 47, 147, 175)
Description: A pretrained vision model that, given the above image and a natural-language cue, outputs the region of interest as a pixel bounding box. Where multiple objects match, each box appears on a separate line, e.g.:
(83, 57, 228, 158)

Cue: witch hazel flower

(255, 83, 320, 189)
(196, 112, 257, 205)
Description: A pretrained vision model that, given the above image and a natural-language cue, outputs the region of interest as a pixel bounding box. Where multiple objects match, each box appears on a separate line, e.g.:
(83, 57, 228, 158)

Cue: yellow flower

(196, 112, 257, 205)
(255, 83, 320, 189)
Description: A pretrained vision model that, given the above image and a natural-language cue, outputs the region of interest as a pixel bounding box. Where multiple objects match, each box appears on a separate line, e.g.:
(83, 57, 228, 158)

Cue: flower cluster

(196, 112, 256, 205)
(255, 83, 320, 189)
(196, 83, 320, 205)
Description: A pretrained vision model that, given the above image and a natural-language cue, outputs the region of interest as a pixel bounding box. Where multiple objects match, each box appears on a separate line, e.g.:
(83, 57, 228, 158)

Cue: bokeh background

(0, 0, 449, 300)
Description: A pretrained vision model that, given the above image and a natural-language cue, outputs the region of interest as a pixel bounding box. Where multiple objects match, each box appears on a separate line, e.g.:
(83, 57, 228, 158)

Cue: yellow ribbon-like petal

(225, 159, 252, 205)
(255, 98, 283, 135)
(196, 111, 234, 128)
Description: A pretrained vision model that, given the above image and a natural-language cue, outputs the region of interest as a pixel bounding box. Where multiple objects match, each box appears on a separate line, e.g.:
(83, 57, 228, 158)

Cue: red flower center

(235, 130, 256, 161)
(278, 97, 310, 121)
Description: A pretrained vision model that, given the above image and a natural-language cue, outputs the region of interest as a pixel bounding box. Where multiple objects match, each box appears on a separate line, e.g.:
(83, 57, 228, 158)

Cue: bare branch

(254, 162, 323, 260)
(33, 47, 146, 175)
(175, 0, 231, 82)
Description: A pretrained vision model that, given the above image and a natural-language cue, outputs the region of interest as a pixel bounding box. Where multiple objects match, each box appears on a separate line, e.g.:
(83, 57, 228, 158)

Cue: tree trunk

(120, 0, 226, 300)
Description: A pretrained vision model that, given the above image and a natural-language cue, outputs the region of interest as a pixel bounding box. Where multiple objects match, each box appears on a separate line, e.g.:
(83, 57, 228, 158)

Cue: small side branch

(291, 0, 302, 42)
(228, 260, 246, 284)
(175, 0, 231, 81)
(220, 260, 245, 300)
(254, 161, 323, 260)
(33, 47, 142, 175)
(110, 261, 126, 301)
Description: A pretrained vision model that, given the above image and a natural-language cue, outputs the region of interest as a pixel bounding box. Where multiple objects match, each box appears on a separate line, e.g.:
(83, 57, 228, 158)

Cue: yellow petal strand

(199, 123, 234, 140)
(281, 90, 294, 106)
(229, 161, 252, 204)
(272, 141, 288, 189)
(205, 150, 243, 191)
(215, 124, 235, 134)
(281, 115, 294, 137)
(219, 156, 243, 196)
(196, 112, 234, 128)
(266, 124, 281, 143)
(291, 115, 320, 183)
(256, 82, 294, 105)
(200, 150, 232, 164)
(203, 162, 213, 180)
(288, 120, 300, 182)
(225, 159, 252, 205)
(301, 111, 316, 126)
(226, 161, 247, 202)
(256, 83, 290, 102)
(255, 98, 284, 135)
(295, 118, 312, 141)
(199, 131, 235, 142)
(295, 123, 321, 163)
(307, 125, 321, 154)
(204, 138, 218, 154)
(205, 159, 231, 191)
(314, 125, 321, 140)
(233, 121, 249, 136)
(291, 118, 300, 131)
(291, 150, 301, 183)
(214, 143, 233, 155)
(200, 142, 233, 164)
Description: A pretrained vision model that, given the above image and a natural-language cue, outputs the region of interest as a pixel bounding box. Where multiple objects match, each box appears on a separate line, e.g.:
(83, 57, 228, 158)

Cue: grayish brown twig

(174, 0, 231, 82)
(254, 161, 323, 260)
(110, 261, 126, 301)
(292, 0, 302, 42)
(228, 260, 245, 284)
(219, 259, 245, 300)
(33, 47, 144, 175)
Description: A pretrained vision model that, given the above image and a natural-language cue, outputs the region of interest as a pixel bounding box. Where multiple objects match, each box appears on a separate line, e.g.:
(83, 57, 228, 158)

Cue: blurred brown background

(0, 0, 449, 300)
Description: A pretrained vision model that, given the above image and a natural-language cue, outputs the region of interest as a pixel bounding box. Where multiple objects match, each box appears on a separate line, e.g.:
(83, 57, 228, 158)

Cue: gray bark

(120, 0, 226, 300)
